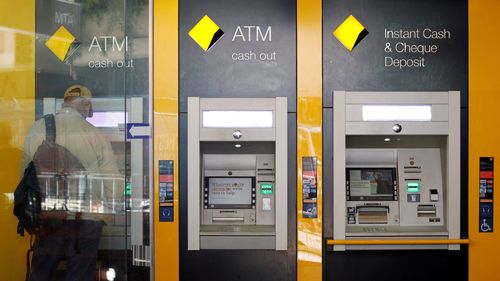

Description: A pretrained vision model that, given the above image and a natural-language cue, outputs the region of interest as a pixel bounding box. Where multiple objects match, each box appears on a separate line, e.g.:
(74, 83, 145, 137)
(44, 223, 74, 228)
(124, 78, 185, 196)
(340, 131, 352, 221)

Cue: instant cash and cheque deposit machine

(187, 97, 288, 250)
(333, 91, 461, 250)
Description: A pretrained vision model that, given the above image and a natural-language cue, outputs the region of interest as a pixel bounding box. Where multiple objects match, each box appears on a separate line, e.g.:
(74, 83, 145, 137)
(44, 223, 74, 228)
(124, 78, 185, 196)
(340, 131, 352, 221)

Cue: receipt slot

(187, 97, 287, 250)
(333, 91, 461, 250)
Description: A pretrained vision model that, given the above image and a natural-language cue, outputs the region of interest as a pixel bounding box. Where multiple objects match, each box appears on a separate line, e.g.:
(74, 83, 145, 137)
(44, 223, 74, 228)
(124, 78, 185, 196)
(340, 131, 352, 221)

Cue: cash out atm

(187, 97, 287, 250)
(333, 91, 461, 250)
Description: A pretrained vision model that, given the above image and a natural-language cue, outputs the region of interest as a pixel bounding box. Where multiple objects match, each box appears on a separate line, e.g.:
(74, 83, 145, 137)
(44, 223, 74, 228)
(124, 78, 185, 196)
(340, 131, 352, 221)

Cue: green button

(260, 183, 273, 195)
(406, 181, 420, 193)
(125, 182, 132, 196)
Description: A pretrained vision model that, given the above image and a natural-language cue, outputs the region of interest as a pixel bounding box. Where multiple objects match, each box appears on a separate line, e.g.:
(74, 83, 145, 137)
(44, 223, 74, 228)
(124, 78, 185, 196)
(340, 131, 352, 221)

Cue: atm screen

(206, 177, 255, 209)
(347, 168, 397, 201)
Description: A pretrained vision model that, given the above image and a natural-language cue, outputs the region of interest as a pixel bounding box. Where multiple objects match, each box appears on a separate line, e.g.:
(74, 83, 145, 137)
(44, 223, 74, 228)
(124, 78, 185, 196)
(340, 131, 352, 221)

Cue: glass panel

(26, 0, 152, 280)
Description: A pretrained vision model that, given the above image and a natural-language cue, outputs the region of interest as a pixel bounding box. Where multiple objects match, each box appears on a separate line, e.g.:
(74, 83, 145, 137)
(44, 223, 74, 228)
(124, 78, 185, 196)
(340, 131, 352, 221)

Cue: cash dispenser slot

(212, 210, 246, 223)
(357, 205, 389, 224)
(417, 204, 437, 217)
(212, 217, 245, 222)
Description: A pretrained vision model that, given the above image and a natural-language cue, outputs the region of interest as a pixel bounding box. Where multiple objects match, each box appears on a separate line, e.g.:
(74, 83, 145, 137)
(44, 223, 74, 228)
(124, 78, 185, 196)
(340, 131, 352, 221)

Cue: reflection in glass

(30, 0, 151, 279)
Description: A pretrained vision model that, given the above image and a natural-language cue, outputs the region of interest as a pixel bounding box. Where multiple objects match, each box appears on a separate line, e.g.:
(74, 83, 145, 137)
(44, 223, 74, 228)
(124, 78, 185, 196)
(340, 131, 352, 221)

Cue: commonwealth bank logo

(188, 15, 224, 52)
(45, 25, 80, 62)
(333, 15, 368, 51)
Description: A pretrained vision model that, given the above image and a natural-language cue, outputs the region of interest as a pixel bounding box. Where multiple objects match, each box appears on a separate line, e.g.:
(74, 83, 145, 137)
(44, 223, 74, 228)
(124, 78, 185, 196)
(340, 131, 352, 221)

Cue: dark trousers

(29, 220, 104, 281)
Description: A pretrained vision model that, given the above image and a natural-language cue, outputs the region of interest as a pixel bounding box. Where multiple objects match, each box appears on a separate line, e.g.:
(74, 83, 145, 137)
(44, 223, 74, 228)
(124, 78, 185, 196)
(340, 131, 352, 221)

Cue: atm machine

(42, 97, 151, 266)
(187, 97, 287, 250)
(333, 91, 461, 250)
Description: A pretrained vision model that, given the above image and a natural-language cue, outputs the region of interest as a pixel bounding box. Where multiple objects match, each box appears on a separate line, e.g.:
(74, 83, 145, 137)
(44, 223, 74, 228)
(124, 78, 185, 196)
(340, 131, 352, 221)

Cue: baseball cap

(64, 85, 92, 101)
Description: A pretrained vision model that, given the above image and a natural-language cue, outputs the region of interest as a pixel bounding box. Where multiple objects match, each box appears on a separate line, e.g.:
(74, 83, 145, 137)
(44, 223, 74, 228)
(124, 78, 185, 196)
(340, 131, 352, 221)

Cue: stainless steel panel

(200, 127, 276, 141)
(333, 91, 347, 251)
(274, 97, 287, 250)
(187, 97, 201, 250)
(204, 154, 257, 171)
(398, 149, 444, 227)
(448, 91, 461, 250)
(345, 91, 449, 104)
(346, 149, 397, 167)
(346, 121, 449, 135)
(200, 98, 277, 111)
(256, 155, 275, 226)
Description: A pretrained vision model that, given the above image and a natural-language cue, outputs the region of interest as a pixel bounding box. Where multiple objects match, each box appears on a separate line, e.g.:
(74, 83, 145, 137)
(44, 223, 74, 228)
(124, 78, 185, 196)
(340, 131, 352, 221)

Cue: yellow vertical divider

(297, 0, 323, 280)
(469, 0, 500, 280)
(0, 0, 35, 279)
(153, 0, 179, 280)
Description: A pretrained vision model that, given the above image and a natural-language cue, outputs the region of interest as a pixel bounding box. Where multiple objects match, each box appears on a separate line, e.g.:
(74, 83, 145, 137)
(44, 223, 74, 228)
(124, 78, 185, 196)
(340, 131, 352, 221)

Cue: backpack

(13, 161, 41, 236)
(13, 114, 85, 236)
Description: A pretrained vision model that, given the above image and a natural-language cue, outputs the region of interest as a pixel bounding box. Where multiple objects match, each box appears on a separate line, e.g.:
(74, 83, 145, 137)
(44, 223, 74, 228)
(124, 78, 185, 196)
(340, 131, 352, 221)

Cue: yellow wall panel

(469, 0, 500, 280)
(0, 0, 35, 280)
(297, 0, 323, 280)
(153, 0, 179, 280)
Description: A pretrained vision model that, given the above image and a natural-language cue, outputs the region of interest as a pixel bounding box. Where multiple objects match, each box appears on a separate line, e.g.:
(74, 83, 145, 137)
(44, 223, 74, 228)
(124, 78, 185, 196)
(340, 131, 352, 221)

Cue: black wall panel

(326, 248, 468, 281)
(179, 0, 297, 113)
(322, 0, 468, 108)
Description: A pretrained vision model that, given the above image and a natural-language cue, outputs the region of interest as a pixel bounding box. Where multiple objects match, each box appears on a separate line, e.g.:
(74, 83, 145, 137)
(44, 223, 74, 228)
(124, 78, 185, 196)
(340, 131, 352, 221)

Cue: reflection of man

(20, 85, 121, 281)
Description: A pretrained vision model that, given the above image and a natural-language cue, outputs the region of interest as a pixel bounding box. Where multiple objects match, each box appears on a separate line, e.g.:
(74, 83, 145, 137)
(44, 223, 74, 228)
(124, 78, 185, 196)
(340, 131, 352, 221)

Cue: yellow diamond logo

(188, 15, 224, 52)
(45, 26, 80, 62)
(333, 15, 368, 51)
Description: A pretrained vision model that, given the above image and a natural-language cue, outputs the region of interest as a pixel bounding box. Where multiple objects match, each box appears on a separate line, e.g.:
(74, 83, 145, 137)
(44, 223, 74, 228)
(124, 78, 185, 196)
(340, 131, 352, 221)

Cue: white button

(262, 198, 272, 211)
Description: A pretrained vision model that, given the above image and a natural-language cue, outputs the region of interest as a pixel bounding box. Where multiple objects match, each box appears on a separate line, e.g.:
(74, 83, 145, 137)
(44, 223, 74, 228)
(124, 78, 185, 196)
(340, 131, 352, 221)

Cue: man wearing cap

(20, 85, 121, 281)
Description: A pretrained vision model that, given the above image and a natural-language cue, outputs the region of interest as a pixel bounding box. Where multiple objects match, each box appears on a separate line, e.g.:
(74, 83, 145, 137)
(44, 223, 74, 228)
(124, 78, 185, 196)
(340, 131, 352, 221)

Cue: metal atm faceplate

(345, 148, 446, 235)
(201, 154, 276, 230)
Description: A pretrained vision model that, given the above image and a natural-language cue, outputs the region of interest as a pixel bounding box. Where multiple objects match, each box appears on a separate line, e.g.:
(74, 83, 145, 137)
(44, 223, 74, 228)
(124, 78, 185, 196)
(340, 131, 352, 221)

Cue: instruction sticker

(159, 160, 174, 222)
(479, 157, 494, 232)
(302, 157, 318, 218)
